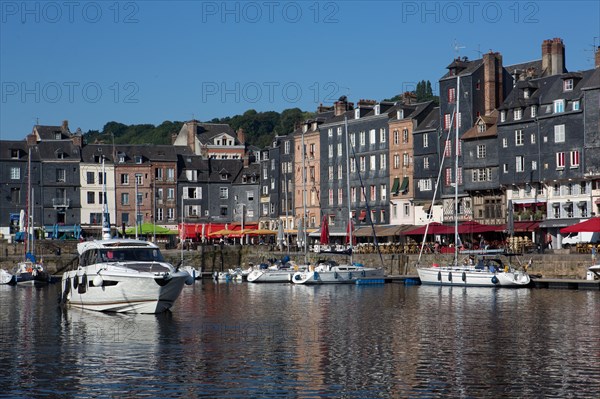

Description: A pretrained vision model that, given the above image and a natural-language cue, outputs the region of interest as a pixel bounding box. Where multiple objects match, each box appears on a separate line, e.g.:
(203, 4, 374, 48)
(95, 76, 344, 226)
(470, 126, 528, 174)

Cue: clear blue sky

(1, 1, 599, 140)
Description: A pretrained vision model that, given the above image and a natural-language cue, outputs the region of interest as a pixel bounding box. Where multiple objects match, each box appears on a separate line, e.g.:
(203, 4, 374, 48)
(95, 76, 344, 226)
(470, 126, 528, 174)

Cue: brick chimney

(237, 128, 245, 144)
(483, 51, 503, 116)
(71, 134, 82, 147)
(334, 96, 352, 116)
(187, 120, 197, 151)
(26, 134, 37, 146)
(596, 46, 600, 69)
(61, 119, 69, 133)
(542, 38, 566, 76)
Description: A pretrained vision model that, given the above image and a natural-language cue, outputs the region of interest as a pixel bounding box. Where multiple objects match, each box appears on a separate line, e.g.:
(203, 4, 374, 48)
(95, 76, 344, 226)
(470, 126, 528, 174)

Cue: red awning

(401, 222, 454, 235)
(358, 210, 367, 221)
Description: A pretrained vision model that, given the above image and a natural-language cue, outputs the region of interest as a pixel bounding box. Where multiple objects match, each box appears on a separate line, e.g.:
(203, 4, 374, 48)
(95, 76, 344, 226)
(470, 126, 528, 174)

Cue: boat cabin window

(81, 248, 165, 265)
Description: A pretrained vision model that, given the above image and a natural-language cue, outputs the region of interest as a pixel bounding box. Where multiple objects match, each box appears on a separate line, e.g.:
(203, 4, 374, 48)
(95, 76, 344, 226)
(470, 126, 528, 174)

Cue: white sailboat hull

(247, 269, 293, 283)
(292, 266, 385, 285)
(62, 267, 189, 313)
(417, 266, 530, 287)
(0, 269, 13, 285)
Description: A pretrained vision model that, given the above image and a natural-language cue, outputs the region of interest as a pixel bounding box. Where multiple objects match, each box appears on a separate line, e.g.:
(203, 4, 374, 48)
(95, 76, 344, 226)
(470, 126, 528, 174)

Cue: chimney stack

(187, 120, 197, 152)
(334, 96, 352, 116)
(483, 51, 503, 116)
(237, 128, 245, 144)
(595, 46, 600, 69)
(61, 120, 69, 133)
(542, 38, 566, 76)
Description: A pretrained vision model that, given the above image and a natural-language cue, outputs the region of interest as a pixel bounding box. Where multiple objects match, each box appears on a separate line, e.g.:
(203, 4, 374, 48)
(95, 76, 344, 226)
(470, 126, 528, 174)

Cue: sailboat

(11, 149, 51, 285)
(292, 116, 385, 285)
(416, 75, 530, 287)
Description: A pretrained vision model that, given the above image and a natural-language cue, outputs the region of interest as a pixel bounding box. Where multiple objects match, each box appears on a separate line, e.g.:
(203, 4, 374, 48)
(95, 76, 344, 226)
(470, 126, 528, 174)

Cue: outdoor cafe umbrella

(320, 215, 330, 245)
(560, 217, 600, 234)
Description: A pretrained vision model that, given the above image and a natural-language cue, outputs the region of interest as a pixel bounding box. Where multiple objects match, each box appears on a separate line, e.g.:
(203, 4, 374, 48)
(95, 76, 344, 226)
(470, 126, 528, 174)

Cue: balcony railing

(52, 198, 71, 208)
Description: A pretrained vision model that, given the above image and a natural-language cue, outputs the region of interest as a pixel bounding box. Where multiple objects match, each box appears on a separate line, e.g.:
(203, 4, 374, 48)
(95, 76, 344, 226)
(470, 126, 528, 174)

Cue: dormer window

(531, 105, 537, 118)
(118, 153, 125, 163)
(563, 79, 573, 91)
(523, 89, 530, 99)
(572, 100, 580, 111)
(93, 155, 101, 163)
(477, 123, 486, 133)
(10, 149, 20, 159)
(397, 109, 404, 120)
(514, 108, 522, 120)
(311, 122, 317, 131)
(54, 133, 61, 140)
(56, 150, 65, 159)
(135, 155, 142, 164)
(302, 124, 308, 133)
(354, 108, 360, 119)
(220, 173, 228, 180)
(374, 104, 380, 115)
(553, 99, 565, 113)
(500, 111, 506, 122)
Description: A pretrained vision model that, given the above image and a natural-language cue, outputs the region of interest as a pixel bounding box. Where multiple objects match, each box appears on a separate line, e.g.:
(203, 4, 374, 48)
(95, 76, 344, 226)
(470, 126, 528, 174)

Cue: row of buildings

(1, 38, 599, 248)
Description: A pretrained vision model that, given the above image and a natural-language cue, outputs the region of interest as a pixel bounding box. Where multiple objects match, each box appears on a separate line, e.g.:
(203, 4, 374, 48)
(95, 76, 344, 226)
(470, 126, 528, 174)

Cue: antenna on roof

(452, 39, 465, 57)
(474, 44, 482, 59)
(584, 36, 599, 67)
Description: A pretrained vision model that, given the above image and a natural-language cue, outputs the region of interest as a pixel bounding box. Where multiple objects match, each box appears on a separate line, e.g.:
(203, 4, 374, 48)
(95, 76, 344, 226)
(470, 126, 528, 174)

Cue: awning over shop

(358, 210, 367, 222)
(539, 219, 581, 229)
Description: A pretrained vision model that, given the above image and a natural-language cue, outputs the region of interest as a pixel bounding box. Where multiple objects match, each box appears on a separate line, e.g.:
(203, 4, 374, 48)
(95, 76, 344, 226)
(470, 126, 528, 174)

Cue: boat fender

(437, 271, 441, 281)
(294, 274, 301, 281)
(448, 272, 452, 282)
(348, 272, 352, 280)
(92, 274, 103, 287)
(185, 274, 194, 285)
(361, 270, 366, 277)
(334, 272, 338, 279)
(313, 271, 319, 280)
(462, 272, 466, 282)
(78, 274, 87, 294)
(73, 275, 78, 290)
(491, 276, 499, 285)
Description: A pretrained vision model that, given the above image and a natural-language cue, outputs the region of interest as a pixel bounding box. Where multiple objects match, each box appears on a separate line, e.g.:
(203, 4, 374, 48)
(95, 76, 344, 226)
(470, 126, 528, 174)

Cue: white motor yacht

(291, 260, 385, 285)
(61, 239, 193, 314)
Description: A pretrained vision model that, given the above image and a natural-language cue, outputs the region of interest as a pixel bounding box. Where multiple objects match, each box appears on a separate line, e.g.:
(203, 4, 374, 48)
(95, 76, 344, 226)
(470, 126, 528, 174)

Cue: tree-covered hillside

(84, 108, 314, 148)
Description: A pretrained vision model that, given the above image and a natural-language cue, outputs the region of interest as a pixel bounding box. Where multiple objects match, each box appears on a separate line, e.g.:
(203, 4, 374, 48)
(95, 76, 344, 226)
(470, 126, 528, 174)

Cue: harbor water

(1, 282, 598, 398)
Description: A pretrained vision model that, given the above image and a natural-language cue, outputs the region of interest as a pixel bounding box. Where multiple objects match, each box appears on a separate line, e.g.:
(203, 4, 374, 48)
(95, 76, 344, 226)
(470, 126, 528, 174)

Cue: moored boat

(61, 239, 193, 313)
(292, 260, 385, 285)
(0, 269, 13, 285)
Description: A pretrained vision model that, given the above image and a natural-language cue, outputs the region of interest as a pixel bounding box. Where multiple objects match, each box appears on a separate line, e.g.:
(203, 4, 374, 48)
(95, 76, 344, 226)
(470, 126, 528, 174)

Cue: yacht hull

(247, 270, 293, 283)
(62, 267, 188, 314)
(292, 267, 384, 285)
(417, 266, 530, 287)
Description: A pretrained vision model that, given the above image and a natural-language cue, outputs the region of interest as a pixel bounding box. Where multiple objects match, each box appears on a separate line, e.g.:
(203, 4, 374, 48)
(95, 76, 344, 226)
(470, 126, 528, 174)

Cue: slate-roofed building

(497, 59, 598, 246)
(173, 120, 246, 159)
(0, 141, 41, 239)
(231, 158, 260, 235)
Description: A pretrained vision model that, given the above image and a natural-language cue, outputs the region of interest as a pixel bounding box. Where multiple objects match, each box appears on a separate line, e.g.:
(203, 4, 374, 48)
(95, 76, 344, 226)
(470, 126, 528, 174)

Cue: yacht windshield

(98, 248, 165, 263)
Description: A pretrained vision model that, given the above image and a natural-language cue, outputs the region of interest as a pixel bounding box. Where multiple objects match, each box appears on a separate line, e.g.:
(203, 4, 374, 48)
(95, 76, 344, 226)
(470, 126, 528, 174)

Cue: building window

(135, 155, 142, 164)
(87, 192, 95, 204)
(556, 152, 565, 169)
(381, 184, 387, 201)
(393, 130, 399, 145)
(328, 166, 333, 180)
(56, 169, 66, 182)
(337, 143, 342, 156)
(531, 106, 537, 118)
(329, 189, 334, 205)
(359, 131, 366, 145)
(554, 124, 565, 143)
(502, 138, 508, 148)
(515, 130, 524, 146)
(338, 165, 343, 180)
(448, 87, 456, 103)
(121, 193, 129, 205)
(370, 185, 376, 202)
(500, 111, 506, 122)
(328, 128, 333, 137)
(10, 167, 20, 180)
(444, 140, 451, 157)
(380, 128, 386, 143)
(121, 174, 129, 185)
(86, 172, 94, 184)
(424, 157, 430, 170)
(553, 99, 565, 113)
(359, 156, 366, 171)
(403, 153, 409, 167)
(167, 168, 175, 181)
(572, 100, 580, 111)
(219, 187, 228, 199)
(284, 141, 290, 154)
(444, 114, 451, 130)
(419, 179, 432, 191)
(516, 156, 525, 173)
(563, 79, 573, 91)
(135, 174, 143, 185)
(423, 133, 428, 148)
(402, 128, 409, 143)
(532, 160, 537, 171)
(477, 145, 486, 159)
(338, 188, 343, 205)
(370, 155, 376, 170)
(514, 108, 522, 120)
(393, 154, 400, 169)
(503, 163, 508, 173)
(167, 188, 174, 199)
(570, 150, 580, 168)
(380, 153, 387, 170)
(337, 127, 342, 136)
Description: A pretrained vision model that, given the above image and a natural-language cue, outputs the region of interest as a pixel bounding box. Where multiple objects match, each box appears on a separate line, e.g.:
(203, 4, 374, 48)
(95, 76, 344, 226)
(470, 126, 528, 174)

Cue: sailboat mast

(454, 75, 461, 265)
(101, 156, 111, 240)
(301, 128, 308, 264)
(344, 116, 353, 263)
(25, 148, 31, 256)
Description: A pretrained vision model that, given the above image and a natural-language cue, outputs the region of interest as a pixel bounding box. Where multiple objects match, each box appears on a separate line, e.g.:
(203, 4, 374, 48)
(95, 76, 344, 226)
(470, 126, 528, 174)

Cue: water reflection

(0, 282, 598, 398)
